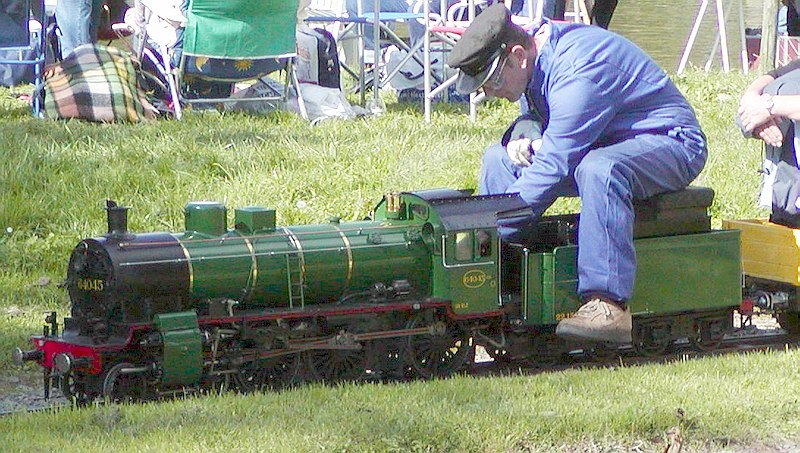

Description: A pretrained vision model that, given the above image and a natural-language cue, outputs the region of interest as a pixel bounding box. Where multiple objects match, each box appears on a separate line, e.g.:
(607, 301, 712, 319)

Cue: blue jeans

(480, 130, 707, 301)
(55, 0, 101, 57)
(511, 0, 565, 19)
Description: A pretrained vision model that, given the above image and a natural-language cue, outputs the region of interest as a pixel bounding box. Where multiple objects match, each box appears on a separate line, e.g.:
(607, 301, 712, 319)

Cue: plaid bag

(43, 44, 157, 122)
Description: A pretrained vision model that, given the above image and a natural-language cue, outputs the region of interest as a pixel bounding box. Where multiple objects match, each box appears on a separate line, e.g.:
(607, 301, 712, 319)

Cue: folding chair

(172, 0, 306, 119)
(0, 0, 47, 116)
(304, 0, 366, 102)
(304, 0, 349, 35)
(359, 1, 431, 113)
(423, 0, 486, 122)
(423, 0, 580, 122)
(307, 0, 438, 111)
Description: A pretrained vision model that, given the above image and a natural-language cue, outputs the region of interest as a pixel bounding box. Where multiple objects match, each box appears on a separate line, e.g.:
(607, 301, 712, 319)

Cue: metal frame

(0, 0, 47, 117)
(307, 0, 438, 109)
(125, 0, 307, 119)
(423, 0, 592, 122)
(173, 54, 307, 120)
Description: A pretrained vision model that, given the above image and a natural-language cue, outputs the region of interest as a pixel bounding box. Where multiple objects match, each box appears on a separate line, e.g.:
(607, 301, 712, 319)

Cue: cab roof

(408, 190, 531, 231)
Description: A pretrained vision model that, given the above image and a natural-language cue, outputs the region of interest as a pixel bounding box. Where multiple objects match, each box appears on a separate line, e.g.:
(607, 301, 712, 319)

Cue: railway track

(2, 327, 796, 419)
(473, 327, 798, 376)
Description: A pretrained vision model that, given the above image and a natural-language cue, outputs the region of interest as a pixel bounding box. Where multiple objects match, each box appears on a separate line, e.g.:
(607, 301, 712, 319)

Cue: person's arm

(738, 88, 800, 147)
(767, 94, 800, 120)
(506, 70, 617, 215)
(738, 55, 800, 146)
(738, 73, 782, 146)
(752, 118, 784, 147)
(497, 70, 617, 242)
(740, 74, 776, 106)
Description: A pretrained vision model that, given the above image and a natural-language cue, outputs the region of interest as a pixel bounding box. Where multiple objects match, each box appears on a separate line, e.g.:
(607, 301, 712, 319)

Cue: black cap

(447, 4, 516, 94)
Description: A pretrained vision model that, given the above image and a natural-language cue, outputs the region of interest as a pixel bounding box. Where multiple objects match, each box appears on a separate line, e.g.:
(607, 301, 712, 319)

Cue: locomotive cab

(375, 190, 530, 317)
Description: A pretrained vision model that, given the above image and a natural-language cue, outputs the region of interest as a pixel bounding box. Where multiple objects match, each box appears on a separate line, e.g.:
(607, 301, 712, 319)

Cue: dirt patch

(0, 369, 66, 415)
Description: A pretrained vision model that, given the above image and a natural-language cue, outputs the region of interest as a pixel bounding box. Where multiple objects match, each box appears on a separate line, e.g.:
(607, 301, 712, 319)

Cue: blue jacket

(509, 21, 702, 215)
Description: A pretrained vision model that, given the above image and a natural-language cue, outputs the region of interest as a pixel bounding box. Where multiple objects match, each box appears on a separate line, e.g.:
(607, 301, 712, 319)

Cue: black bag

(296, 26, 341, 89)
(97, 0, 128, 40)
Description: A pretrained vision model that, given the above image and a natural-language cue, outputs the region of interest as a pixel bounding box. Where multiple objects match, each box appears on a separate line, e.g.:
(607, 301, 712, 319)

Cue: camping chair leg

(358, 23, 366, 106)
(160, 45, 182, 119)
(31, 26, 46, 118)
(340, 62, 360, 84)
(288, 59, 308, 120)
(170, 77, 183, 119)
(141, 45, 182, 119)
(32, 59, 44, 117)
(470, 91, 484, 122)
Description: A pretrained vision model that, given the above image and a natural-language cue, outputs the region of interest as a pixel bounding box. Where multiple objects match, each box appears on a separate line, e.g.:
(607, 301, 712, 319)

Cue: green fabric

(183, 0, 300, 59)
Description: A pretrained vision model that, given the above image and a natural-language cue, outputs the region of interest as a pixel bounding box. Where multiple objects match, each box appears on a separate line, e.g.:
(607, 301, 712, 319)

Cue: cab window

(455, 231, 472, 261)
(476, 229, 492, 257)
(410, 204, 428, 220)
(453, 229, 493, 262)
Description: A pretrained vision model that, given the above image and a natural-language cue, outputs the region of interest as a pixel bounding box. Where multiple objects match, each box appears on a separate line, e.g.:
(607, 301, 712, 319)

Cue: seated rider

(446, 5, 707, 344)
(737, 59, 800, 228)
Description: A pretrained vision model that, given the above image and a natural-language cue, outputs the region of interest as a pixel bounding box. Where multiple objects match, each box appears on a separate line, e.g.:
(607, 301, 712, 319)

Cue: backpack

(295, 25, 341, 89)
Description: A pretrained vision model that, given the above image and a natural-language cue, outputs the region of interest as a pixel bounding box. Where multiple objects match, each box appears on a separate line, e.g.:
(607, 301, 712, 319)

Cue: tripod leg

(678, 0, 710, 74)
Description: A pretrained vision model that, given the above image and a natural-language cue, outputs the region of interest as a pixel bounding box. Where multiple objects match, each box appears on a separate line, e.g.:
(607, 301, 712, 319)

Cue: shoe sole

(555, 324, 632, 344)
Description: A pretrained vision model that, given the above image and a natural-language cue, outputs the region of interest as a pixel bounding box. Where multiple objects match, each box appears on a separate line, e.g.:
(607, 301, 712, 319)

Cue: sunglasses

(484, 54, 509, 91)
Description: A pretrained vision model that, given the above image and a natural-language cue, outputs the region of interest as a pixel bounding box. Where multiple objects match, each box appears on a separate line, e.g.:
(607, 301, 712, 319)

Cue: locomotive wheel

(60, 373, 95, 406)
(305, 336, 368, 383)
(777, 312, 800, 334)
(632, 322, 672, 357)
(367, 338, 411, 381)
(484, 347, 513, 364)
(235, 355, 301, 392)
(584, 343, 619, 362)
(692, 318, 725, 351)
(102, 362, 149, 403)
(526, 333, 568, 367)
(405, 312, 471, 379)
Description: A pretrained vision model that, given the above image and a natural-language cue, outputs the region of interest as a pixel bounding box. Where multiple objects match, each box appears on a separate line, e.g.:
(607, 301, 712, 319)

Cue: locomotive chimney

(105, 199, 129, 237)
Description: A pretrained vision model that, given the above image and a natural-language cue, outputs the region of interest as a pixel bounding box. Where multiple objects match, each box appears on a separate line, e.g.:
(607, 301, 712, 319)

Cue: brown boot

(555, 297, 632, 344)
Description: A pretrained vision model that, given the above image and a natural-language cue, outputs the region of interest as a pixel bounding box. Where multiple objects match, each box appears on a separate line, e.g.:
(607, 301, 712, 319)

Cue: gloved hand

(506, 137, 543, 167)
(501, 112, 544, 167)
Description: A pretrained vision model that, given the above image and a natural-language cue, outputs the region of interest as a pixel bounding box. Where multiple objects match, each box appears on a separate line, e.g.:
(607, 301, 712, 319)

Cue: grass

(3, 349, 800, 451)
(0, 69, 782, 450)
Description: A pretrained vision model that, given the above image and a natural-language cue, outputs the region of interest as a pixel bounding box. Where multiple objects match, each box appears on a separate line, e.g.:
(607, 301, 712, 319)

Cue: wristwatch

(763, 94, 775, 114)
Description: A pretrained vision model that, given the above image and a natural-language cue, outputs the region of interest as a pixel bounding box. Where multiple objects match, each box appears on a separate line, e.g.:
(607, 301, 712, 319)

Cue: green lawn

(0, 69, 782, 451)
(3, 349, 800, 452)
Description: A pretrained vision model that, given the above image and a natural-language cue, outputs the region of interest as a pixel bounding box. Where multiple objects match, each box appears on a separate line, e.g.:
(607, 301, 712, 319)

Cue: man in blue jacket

(447, 4, 707, 344)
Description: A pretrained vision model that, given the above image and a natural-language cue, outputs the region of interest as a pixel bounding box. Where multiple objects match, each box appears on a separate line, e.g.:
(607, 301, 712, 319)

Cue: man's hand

(738, 93, 774, 133)
(738, 90, 763, 113)
(754, 118, 784, 147)
(506, 138, 542, 167)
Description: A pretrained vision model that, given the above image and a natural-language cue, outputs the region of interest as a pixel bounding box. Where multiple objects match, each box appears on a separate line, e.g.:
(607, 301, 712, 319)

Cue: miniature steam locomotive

(12, 187, 794, 403)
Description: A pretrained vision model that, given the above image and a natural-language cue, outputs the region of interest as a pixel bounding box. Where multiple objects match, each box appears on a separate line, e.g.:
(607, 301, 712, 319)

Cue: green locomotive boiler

(14, 187, 742, 403)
